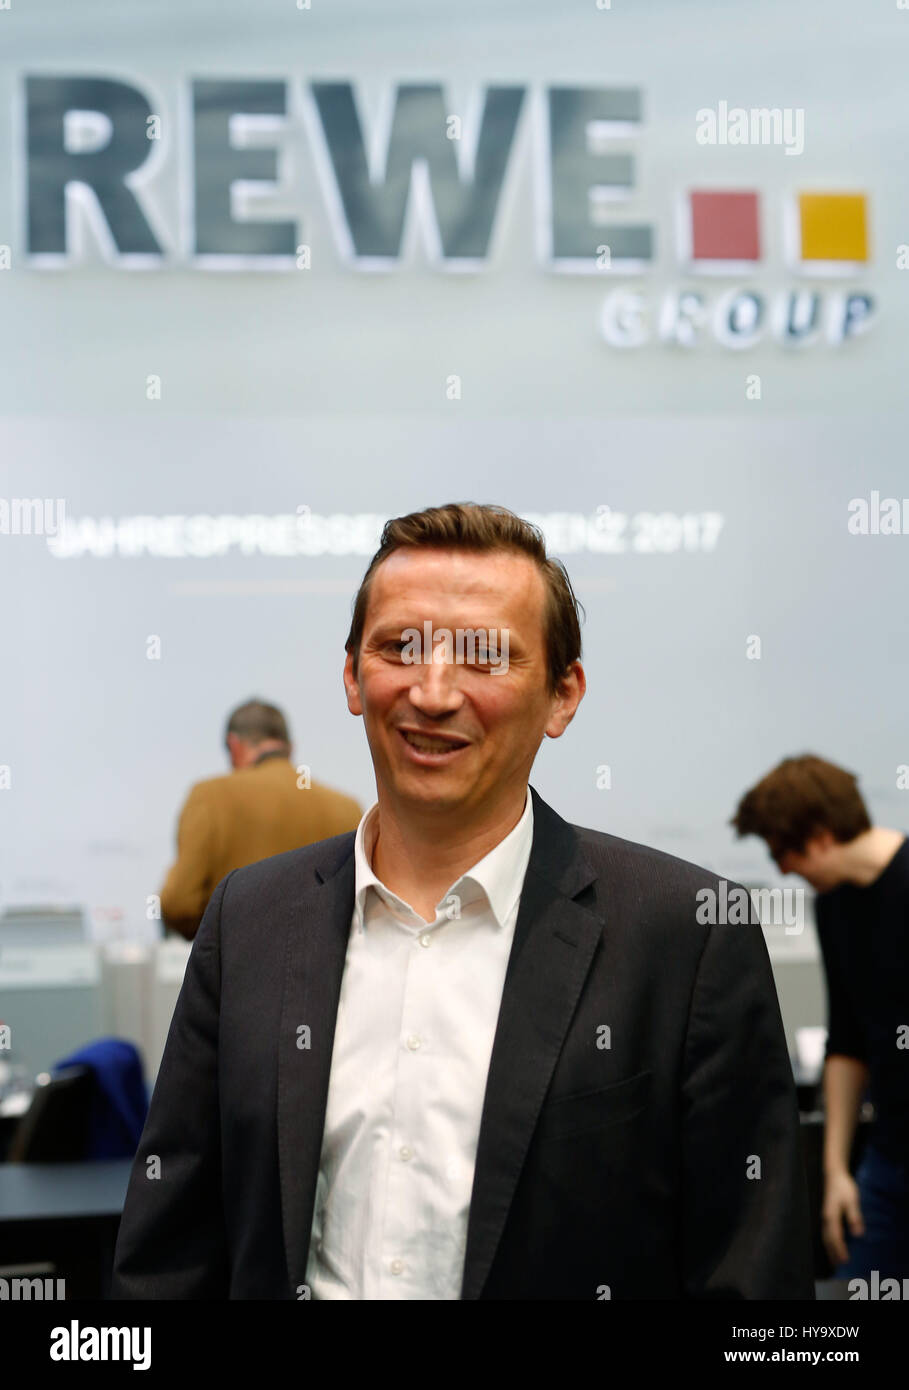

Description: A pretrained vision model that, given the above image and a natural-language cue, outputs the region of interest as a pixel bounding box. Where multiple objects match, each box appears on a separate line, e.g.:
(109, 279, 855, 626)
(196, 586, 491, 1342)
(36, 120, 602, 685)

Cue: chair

(6, 1066, 94, 1162)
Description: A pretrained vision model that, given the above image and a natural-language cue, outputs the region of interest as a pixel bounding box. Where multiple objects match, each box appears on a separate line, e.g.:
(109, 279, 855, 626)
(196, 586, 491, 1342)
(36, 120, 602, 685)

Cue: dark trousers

(835, 1144, 909, 1281)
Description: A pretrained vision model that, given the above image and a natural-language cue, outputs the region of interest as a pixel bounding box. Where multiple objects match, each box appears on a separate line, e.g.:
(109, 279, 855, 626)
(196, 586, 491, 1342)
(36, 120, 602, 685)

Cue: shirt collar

(353, 786, 534, 932)
(251, 748, 289, 767)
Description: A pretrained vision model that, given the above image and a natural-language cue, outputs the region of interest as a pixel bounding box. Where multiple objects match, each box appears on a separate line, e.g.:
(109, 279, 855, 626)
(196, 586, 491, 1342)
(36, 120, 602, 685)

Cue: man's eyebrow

(361, 623, 424, 646)
(366, 621, 420, 639)
(368, 618, 520, 633)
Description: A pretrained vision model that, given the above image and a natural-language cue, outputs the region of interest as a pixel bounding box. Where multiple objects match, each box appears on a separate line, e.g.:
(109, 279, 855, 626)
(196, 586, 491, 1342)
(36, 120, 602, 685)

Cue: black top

(815, 836, 909, 1163)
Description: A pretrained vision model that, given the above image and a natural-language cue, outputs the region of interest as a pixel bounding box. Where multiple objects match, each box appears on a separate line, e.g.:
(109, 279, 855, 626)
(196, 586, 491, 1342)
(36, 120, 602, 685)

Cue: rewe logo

(17, 76, 875, 352)
(49, 1321, 151, 1371)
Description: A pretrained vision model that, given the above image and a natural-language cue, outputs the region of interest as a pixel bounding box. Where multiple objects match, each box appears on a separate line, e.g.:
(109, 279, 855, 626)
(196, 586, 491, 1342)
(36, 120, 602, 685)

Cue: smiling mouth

(399, 729, 470, 754)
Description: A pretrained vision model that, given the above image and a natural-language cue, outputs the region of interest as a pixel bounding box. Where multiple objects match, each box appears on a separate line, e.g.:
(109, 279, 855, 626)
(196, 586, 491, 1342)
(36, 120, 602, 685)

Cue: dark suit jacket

(112, 785, 815, 1300)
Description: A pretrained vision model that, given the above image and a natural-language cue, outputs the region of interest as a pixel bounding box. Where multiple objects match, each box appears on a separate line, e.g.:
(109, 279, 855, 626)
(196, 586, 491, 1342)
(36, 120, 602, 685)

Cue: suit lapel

(460, 786, 604, 1299)
(277, 835, 355, 1295)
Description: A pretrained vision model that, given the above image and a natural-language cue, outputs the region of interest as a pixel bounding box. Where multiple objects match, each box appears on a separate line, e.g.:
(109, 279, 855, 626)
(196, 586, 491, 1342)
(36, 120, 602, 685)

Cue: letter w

(310, 82, 525, 262)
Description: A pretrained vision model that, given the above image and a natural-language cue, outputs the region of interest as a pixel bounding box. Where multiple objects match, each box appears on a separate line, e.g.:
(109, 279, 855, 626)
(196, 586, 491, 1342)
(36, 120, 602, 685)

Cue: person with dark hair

(159, 698, 361, 939)
(113, 502, 813, 1300)
(732, 754, 909, 1280)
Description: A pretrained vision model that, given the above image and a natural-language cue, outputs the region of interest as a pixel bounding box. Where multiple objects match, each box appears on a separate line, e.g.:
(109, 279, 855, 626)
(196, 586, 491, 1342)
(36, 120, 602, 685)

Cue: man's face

(773, 830, 842, 892)
(343, 547, 585, 820)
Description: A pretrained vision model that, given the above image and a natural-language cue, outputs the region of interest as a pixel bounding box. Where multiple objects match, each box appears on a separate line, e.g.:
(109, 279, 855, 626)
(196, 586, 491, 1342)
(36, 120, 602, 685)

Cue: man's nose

(406, 648, 464, 714)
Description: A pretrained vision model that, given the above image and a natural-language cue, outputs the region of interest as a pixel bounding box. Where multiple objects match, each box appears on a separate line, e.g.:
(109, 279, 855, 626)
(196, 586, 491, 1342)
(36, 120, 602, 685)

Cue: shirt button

(390, 1259, 404, 1275)
(399, 1145, 413, 1161)
(405, 1034, 421, 1051)
(419, 934, 432, 948)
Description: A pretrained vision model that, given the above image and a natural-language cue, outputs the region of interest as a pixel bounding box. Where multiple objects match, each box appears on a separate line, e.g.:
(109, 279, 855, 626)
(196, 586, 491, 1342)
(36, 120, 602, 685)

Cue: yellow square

(799, 194, 868, 262)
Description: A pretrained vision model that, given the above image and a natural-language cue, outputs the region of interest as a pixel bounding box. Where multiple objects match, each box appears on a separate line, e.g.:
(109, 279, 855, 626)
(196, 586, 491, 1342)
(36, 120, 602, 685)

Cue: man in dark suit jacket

(112, 502, 814, 1300)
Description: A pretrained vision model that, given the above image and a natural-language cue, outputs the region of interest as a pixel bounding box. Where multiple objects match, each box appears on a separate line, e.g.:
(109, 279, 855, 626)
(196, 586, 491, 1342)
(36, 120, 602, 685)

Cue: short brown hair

(731, 754, 871, 855)
(344, 502, 584, 695)
(225, 699, 290, 748)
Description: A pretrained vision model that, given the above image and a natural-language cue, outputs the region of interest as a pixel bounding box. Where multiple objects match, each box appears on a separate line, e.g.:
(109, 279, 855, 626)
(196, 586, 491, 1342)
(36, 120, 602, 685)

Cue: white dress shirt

(304, 786, 534, 1300)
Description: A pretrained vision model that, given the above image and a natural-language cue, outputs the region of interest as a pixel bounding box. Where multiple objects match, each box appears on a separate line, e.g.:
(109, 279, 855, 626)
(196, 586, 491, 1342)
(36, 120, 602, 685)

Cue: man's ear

(344, 651, 363, 715)
(806, 825, 836, 853)
(544, 662, 586, 739)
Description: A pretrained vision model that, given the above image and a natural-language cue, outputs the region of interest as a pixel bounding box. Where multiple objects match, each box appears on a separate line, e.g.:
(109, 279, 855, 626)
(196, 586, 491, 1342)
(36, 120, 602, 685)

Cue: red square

(689, 191, 761, 261)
